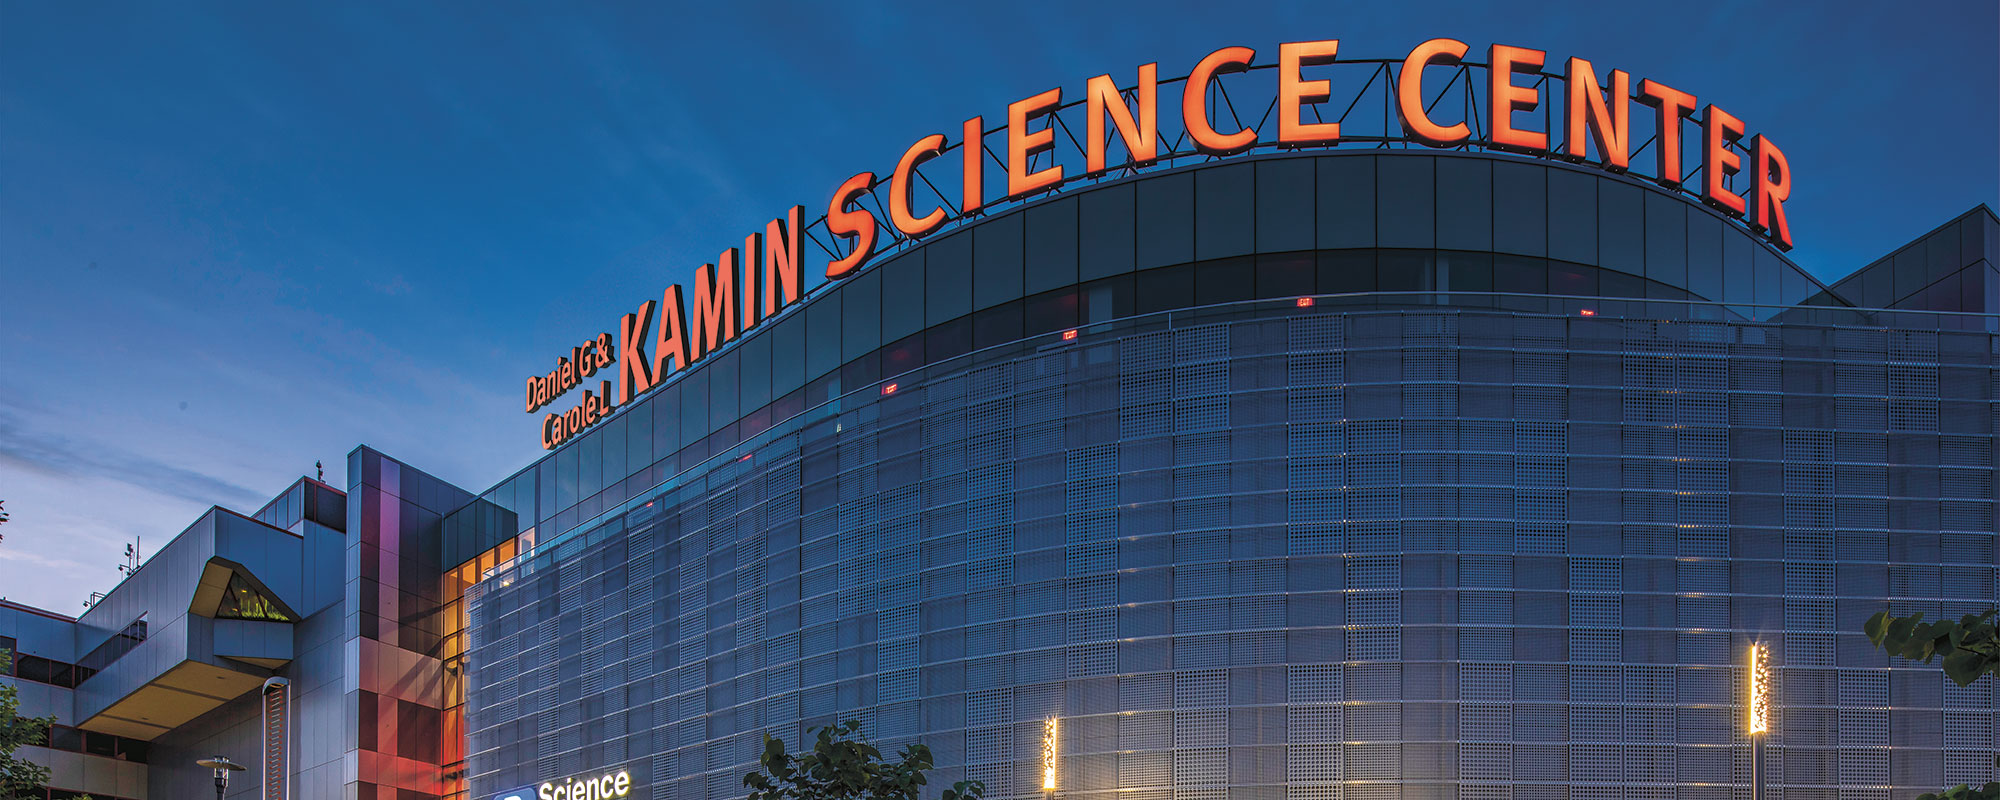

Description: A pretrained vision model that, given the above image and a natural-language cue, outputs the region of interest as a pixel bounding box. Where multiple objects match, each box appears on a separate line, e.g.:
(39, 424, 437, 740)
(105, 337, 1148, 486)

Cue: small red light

(881, 383, 898, 395)
(737, 453, 753, 463)
(1061, 329, 1078, 341)
(1579, 308, 1596, 316)
(1296, 297, 1315, 308)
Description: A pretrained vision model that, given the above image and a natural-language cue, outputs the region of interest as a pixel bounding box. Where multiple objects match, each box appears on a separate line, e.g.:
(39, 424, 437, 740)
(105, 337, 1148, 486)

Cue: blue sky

(1, 0, 1995, 612)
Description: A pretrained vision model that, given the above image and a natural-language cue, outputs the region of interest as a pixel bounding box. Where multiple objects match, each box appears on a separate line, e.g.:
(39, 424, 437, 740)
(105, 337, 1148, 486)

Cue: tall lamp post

(196, 755, 247, 800)
(1041, 716, 1058, 799)
(1747, 644, 1772, 800)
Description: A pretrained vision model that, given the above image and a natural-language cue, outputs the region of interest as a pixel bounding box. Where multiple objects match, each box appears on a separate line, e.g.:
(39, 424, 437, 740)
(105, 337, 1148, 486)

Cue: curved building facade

(454, 150, 2000, 800)
(7, 46, 1998, 800)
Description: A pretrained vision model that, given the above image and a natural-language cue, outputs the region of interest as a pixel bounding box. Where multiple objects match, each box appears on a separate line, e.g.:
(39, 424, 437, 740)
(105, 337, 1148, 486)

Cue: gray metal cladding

(465, 306, 2000, 800)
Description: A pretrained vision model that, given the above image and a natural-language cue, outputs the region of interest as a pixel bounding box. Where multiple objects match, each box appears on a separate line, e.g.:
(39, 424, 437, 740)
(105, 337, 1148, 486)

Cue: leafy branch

(745, 721, 983, 800)
(1865, 608, 2000, 687)
(1864, 608, 2000, 800)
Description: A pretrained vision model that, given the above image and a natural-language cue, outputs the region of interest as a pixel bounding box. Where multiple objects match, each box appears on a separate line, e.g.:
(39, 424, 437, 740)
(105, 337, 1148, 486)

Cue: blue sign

(492, 788, 533, 800)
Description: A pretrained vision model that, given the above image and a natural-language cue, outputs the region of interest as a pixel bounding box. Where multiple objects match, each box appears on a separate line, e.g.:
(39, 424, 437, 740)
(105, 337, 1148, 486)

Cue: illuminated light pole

(1747, 644, 1772, 800)
(196, 755, 246, 800)
(1042, 716, 1059, 795)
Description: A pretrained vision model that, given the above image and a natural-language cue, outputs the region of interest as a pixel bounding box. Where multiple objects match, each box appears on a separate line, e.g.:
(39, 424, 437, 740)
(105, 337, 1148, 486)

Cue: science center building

(5, 38, 2000, 800)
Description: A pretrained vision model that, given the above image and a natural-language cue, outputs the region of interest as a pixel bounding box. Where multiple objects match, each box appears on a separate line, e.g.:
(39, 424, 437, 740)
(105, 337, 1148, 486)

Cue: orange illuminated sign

(522, 38, 1801, 446)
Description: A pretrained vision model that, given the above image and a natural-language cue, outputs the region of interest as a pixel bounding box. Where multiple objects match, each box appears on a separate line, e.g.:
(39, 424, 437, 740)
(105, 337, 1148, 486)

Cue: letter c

(890, 134, 948, 239)
(1398, 38, 1470, 146)
(1184, 46, 1258, 155)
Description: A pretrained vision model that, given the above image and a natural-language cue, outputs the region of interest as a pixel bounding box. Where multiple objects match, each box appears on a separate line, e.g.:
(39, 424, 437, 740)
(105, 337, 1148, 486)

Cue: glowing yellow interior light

(1747, 643, 1771, 735)
(1042, 716, 1058, 791)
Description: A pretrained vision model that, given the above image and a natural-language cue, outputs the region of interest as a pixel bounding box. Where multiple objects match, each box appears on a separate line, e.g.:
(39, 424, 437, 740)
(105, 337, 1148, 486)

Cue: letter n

(765, 205, 802, 317)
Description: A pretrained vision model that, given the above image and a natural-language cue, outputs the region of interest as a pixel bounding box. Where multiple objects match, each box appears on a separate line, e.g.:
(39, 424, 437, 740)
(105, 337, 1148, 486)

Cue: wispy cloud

(0, 399, 264, 512)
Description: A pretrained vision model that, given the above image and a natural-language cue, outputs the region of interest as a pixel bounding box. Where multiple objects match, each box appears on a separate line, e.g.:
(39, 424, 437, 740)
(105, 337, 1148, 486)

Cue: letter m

(691, 249, 739, 360)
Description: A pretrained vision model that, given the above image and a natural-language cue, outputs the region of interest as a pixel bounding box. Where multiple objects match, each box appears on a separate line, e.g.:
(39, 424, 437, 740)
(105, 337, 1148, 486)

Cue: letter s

(825, 171, 877, 279)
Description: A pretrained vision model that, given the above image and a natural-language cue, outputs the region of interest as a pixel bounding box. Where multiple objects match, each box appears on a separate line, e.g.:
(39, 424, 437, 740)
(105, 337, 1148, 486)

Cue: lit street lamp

(196, 755, 247, 800)
(1747, 644, 1772, 800)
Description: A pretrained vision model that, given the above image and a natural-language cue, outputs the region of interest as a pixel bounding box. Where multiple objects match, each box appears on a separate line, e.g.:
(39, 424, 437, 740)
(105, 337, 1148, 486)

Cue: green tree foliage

(1865, 608, 2000, 688)
(1, 649, 56, 800)
(1864, 609, 2000, 800)
(744, 721, 984, 800)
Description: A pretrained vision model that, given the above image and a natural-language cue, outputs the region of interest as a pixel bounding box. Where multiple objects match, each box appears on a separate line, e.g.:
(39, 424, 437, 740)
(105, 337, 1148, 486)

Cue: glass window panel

(1599, 267, 1645, 298)
(1493, 160, 1547, 256)
(536, 456, 556, 522)
(679, 367, 710, 446)
(972, 210, 1024, 310)
(601, 414, 626, 490)
(1441, 252, 1493, 293)
(578, 425, 602, 500)
(1255, 252, 1315, 298)
(768, 310, 806, 398)
(738, 328, 772, 414)
(623, 399, 651, 477)
(1792, 260, 1824, 308)
(972, 301, 1023, 350)
(1927, 224, 1961, 275)
(1893, 244, 1926, 302)
(1078, 182, 1136, 280)
(841, 268, 881, 361)
(924, 230, 973, 326)
(1436, 157, 1493, 251)
(880, 251, 925, 345)
(1254, 157, 1314, 253)
(1723, 227, 1755, 309)
(1861, 257, 1892, 307)
(805, 292, 842, 380)
(1135, 264, 1194, 314)
(1646, 274, 1689, 301)
(1317, 156, 1375, 249)
(1546, 262, 1594, 296)
(1194, 162, 1255, 259)
(1959, 265, 1985, 313)
(1967, 214, 1994, 268)
(1496, 255, 1552, 296)
(1318, 251, 1377, 294)
(924, 316, 973, 365)
(1547, 168, 1598, 265)
(1376, 155, 1436, 248)
(1023, 288, 1078, 336)
(840, 353, 878, 391)
(651, 382, 681, 461)
(1136, 172, 1194, 268)
(1755, 245, 1782, 310)
(882, 332, 924, 377)
(555, 444, 577, 510)
(1025, 196, 1079, 295)
(1195, 256, 1254, 305)
(707, 349, 739, 433)
(1597, 179, 1644, 275)
(1644, 190, 1688, 291)
(1687, 211, 1724, 301)
(1080, 274, 1134, 324)
(1378, 250, 1435, 292)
